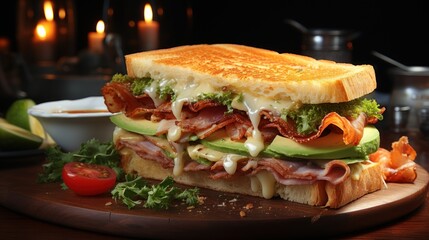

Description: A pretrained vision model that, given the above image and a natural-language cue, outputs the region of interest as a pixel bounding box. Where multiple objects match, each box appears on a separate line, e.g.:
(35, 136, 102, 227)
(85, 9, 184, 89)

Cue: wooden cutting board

(0, 161, 428, 239)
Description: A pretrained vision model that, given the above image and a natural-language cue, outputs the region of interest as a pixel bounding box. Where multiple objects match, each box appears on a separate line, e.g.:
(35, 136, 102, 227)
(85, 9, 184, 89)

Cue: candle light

(0, 37, 10, 53)
(88, 20, 106, 53)
(138, 3, 159, 51)
(33, 23, 55, 62)
(32, 0, 57, 62)
(39, 1, 57, 42)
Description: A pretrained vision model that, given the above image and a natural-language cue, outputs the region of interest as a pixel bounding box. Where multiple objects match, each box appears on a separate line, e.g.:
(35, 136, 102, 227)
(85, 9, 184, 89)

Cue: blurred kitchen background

(1, 0, 429, 131)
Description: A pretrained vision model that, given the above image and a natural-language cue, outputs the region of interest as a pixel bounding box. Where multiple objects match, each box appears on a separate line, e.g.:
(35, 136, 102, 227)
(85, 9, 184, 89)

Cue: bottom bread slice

(119, 147, 384, 208)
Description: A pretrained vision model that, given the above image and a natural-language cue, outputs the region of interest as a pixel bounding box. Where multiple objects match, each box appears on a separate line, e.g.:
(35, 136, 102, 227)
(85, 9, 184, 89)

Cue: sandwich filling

(102, 73, 390, 199)
(103, 74, 384, 155)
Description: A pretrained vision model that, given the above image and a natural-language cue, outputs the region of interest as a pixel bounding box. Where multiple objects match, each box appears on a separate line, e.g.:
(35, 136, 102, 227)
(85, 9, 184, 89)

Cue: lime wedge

(5, 99, 36, 130)
(5, 99, 56, 149)
(0, 119, 43, 151)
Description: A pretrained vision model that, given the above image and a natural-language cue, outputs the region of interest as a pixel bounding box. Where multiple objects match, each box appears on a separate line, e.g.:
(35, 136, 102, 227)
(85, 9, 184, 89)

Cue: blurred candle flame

(96, 20, 105, 34)
(144, 3, 153, 22)
(36, 24, 47, 40)
(58, 8, 66, 20)
(44, 1, 54, 21)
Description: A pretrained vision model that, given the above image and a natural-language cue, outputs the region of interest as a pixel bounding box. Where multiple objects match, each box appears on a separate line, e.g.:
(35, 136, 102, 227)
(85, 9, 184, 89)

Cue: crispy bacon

(102, 82, 155, 116)
(262, 112, 366, 145)
(369, 136, 417, 183)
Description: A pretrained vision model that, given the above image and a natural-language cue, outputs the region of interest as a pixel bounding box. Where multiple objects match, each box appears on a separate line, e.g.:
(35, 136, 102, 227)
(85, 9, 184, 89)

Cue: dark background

(1, 0, 429, 94)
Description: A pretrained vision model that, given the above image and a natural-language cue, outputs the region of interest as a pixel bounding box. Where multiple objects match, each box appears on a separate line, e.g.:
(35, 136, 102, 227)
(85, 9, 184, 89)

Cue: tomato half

(62, 162, 117, 196)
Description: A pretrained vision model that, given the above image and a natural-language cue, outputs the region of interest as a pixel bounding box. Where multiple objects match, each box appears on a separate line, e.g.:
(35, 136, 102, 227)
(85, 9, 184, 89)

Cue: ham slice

(252, 158, 350, 185)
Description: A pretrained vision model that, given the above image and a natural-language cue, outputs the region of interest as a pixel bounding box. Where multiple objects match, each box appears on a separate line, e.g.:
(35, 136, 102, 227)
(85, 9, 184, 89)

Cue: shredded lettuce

(111, 73, 153, 96)
(196, 91, 236, 113)
(283, 98, 383, 135)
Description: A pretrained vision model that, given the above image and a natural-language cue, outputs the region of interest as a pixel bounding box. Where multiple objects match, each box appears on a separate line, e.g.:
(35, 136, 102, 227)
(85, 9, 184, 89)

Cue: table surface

(1, 126, 429, 240)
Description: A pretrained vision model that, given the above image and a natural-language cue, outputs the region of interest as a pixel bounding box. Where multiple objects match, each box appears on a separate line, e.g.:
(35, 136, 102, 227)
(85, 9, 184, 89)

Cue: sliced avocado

(201, 127, 379, 160)
(201, 130, 279, 157)
(265, 126, 380, 159)
(110, 114, 158, 136)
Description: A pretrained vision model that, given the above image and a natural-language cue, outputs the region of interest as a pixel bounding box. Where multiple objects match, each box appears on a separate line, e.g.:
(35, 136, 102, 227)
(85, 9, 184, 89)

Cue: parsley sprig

(37, 139, 124, 183)
(111, 175, 200, 210)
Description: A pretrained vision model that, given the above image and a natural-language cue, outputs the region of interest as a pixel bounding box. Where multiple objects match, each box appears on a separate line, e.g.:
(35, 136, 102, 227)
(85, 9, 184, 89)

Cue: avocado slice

(201, 130, 279, 157)
(202, 126, 379, 160)
(110, 114, 158, 135)
(265, 126, 380, 159)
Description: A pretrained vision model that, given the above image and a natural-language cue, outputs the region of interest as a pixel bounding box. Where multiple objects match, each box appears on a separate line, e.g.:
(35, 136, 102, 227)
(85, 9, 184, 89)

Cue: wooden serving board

(0, 160, 428, 239)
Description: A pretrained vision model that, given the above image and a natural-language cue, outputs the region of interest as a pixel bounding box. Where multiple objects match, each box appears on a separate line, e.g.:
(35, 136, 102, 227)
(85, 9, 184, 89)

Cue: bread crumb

(239, 210, 246, 217)
(187, 206, 195, 210)
(105, 202, 112, 206)
(198, 196, 207, 205)
(243, 203, 254, 210)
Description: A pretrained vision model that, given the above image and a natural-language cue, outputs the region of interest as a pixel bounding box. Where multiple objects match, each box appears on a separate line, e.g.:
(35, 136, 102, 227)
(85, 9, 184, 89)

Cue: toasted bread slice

(125, 44, 376, 104)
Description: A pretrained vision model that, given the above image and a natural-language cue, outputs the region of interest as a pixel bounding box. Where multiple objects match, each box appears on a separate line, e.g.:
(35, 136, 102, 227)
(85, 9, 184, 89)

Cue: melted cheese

(250, 171, 276, 199)
(188, 144, 225, 162)
(171, 80, 215, 119)
(236, 93, 295, 156)
(145, 80, 164, 107)
(173, 142, 186, 176)
(167, 125, 182, 142)
(113, 127, 144, 142)
(187, 144, 246, 175)
(223, 154, 246, 175)
(349, 162, 365, 181)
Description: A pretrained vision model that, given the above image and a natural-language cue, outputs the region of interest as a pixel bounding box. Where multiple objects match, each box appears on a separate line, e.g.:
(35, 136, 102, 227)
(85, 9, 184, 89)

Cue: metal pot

(301, 29, 359, 63)
(389, 67, 429, 130)
(285, 19, 359, 63)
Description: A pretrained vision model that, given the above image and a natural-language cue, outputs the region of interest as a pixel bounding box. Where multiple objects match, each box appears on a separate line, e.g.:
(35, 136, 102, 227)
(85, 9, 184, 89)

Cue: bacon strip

(369, 136, 417, 183)
(263, 112, 366, 145)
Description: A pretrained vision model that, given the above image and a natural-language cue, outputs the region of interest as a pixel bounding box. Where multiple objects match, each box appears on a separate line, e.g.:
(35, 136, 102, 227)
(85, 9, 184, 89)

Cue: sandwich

(102, 44, 417, 208)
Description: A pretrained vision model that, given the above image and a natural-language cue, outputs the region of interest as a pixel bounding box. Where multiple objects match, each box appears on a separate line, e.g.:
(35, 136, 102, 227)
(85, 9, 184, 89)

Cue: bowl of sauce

(28, 96, 115, 151)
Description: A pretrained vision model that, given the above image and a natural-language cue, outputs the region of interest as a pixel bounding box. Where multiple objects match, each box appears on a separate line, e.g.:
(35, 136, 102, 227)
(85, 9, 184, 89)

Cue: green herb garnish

(283, 98, 383, 135)
(130, 78, 153, 95)
(196, 91, 236, 113)
(38, 139, 123, 183)
(111, 175, 200, 209)
(158, 84, 176, 101)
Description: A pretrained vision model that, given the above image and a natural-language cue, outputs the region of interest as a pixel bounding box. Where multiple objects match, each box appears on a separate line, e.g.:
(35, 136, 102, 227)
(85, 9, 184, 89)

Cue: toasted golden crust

(118, 146, 384, 208)
(325, 161, 384, 208)
(125, 44, 376, 104)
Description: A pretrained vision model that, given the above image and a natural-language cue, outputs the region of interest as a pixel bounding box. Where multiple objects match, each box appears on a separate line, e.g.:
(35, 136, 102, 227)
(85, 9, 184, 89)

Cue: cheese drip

(187, 144, 247, 175)
(233, 93, 294, 156)
(172, 142, 186, 176)
(250, 171, 276, 199)
(171, 81, 215, 119)
(145, 80, 164, 107)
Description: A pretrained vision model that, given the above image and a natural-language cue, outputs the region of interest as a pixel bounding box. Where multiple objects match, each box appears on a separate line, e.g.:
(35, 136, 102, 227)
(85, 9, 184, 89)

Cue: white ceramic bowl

(28, 96, 115, 152)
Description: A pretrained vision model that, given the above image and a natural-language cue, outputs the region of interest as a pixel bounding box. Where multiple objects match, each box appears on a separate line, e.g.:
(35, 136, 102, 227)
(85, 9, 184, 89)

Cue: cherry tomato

(62, 162, 117, 196)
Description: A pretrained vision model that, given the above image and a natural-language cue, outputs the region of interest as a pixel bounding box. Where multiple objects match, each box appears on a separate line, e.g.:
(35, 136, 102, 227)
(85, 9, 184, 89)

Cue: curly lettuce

(283, 98, 383, 135)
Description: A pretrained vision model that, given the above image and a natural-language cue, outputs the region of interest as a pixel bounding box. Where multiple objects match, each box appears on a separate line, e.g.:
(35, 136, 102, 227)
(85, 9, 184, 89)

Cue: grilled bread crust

(125, 44, 376, 104)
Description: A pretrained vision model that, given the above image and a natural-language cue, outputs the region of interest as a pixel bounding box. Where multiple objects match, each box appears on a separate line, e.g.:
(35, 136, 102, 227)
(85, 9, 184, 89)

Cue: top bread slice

(125, 44, 376, 104)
